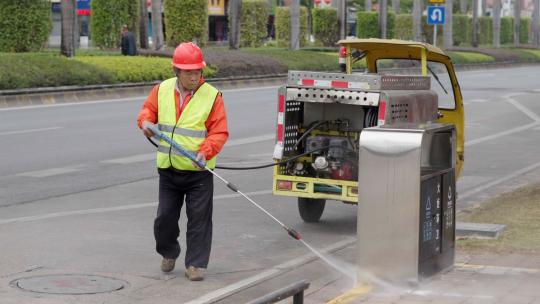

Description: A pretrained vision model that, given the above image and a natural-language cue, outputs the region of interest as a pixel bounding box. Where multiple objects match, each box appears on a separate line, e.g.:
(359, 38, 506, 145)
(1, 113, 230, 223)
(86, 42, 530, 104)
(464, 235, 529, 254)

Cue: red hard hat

(172, 42, 206, 70)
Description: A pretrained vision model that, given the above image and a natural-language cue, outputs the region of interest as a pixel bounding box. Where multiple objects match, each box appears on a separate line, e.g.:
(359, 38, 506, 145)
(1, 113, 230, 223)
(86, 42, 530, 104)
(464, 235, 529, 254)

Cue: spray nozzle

(285, 227, 301, 240)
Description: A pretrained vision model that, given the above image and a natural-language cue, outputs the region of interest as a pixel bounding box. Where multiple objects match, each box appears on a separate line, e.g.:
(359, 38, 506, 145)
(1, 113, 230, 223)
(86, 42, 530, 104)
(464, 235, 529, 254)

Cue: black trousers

(154, 168, 213, 268)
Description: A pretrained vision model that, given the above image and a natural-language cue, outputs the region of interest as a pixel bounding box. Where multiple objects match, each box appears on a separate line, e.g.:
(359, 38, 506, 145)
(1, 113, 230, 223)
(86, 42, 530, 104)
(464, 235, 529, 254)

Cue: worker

(137, 42, 229, 281)
(121, 25, 137, 56)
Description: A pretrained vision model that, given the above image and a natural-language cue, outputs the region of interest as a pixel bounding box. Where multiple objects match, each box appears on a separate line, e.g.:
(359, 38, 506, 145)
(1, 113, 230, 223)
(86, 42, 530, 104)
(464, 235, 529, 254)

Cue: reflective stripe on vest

(156, 78, 219, 170)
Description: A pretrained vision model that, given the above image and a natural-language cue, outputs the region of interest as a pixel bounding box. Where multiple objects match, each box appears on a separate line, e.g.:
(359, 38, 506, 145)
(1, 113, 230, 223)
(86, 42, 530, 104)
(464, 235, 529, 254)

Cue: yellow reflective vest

(156, 77, 219, 170)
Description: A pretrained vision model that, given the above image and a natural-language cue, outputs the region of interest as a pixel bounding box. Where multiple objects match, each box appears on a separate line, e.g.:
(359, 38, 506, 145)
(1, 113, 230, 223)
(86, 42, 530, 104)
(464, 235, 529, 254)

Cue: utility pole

(290, 0, 300, 50)
(365, 0, 372, 11)
(393, 0, 400, 14)
(379, 0, 388, 38)
(60, 0, 77, 57)
(229, 0, 241, 50)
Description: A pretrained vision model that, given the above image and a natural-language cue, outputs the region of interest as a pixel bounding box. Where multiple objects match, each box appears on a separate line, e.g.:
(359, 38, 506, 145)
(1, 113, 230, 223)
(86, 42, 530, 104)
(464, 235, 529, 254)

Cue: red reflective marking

(378, 100, 386, 120)
(301, 79, 315, 86)
(331, 81, 348, 88)
(278, 95, 284, 112)
(277, 124, 283, 141)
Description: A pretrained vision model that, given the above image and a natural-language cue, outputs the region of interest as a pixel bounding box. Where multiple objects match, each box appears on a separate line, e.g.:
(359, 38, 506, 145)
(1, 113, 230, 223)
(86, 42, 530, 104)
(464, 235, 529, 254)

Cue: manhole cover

(12, 274, 127, 295)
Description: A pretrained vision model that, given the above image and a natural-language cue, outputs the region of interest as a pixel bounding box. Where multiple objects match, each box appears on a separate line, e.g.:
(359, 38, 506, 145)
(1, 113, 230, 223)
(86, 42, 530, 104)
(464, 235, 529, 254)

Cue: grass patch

(447, 51, 495, 64)
(517, 49, 540, 60)
(457, 182, 540, 254)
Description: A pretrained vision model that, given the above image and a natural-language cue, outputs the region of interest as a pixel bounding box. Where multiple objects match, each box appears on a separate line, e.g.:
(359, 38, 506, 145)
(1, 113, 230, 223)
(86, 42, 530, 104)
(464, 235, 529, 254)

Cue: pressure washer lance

(146, 124, 301, 241)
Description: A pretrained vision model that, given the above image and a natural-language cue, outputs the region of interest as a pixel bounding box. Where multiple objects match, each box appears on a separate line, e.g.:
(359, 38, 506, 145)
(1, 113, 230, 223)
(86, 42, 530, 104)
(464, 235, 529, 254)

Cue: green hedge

(520, 18, 530, 44)
(0, 53, 217, 89)
(501, 17, 513, 44)
(447, 51, 495, 63)
(395, 14, 413, 40)
(312, 7, 338, 46)
(164, 0, 207, 47)
(240, 0, 268, 48)
(453, 14, 471, 46)
(91, 0, 140, 49)
(0, 0, 52, 52)
(275, 6, 309, 48)
(478, 16, 493, 45)
(0, 53, 113, 89)
(357, 11, 395, 39)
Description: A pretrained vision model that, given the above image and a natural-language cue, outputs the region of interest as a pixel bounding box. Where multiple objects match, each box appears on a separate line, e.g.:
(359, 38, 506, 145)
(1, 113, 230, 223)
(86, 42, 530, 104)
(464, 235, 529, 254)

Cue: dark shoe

(185, 266, 204, 281)
(161, 258, 176, 273)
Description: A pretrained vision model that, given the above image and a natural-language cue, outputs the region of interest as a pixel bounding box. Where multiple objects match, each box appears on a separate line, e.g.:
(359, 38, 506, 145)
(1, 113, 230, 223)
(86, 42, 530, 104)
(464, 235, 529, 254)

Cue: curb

(0, 74, 287, 108)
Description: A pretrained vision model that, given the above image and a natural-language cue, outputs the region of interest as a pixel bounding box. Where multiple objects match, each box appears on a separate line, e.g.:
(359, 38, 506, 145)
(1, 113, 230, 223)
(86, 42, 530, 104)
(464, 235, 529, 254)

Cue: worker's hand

(193, 152, 206, 170)
(142, 121, 155, 138)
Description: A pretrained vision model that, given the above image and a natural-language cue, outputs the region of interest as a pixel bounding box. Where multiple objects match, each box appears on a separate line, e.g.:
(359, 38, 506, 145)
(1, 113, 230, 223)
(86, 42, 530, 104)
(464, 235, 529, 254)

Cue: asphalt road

(0, 66, 539, 303)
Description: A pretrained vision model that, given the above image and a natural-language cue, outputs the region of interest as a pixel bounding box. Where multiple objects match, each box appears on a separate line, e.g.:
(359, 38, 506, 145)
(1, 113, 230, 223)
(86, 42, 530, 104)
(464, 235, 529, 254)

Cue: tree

(61, 0, 77, 57)
(413, 0, 422, 41)
(533, 0, 539, 46)
(460, 0, 467, 13)
(229, 0, 241, 49)
(514, 0, 521, 46)
(379, 0, 388, 38)
(338, 0, 347, 39)
(139, 0, 149, 49)
(444, 0, 454, 48)
(493, 0, 501, 47)
(290, 0, 300, 50)
(472, 0, 479, 46)
(365, 0, 372, 11)
(392, 0, 400, 13)
(151, 0, 164, 50)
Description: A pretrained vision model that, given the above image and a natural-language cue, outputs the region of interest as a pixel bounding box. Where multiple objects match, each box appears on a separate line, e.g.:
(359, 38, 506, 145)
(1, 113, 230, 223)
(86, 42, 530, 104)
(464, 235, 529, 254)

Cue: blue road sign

(427, 6, 445, 25)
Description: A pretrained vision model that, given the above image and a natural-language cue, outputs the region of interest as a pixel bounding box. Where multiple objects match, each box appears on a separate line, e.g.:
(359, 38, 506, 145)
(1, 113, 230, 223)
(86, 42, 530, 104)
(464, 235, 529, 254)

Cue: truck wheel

(298, 198, 326, 223)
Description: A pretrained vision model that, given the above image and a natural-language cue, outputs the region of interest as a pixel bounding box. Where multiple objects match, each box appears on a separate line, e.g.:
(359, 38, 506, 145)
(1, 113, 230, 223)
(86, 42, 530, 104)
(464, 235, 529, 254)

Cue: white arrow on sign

(431, 8, 443, 22)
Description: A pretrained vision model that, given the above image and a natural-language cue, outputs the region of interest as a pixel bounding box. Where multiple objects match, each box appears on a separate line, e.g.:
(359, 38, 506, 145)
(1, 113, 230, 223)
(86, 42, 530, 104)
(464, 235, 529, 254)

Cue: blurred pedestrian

(121, 25, 137, 56)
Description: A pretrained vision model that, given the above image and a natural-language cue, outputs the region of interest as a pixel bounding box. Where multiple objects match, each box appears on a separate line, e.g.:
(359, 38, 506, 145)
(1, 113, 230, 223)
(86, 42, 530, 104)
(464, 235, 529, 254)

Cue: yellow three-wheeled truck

(272, 39, 464, 222)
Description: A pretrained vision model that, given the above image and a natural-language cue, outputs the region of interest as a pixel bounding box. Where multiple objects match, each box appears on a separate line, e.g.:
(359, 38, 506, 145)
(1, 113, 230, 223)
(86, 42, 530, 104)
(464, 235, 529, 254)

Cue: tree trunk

(493, 0, 501, 48)
(290, 0, 300, 50)
(139, 0, 149, 49)
(481, 0, 486, 15)
(151, 0, 164, 50)
(444, 0, 454, 48)
(392, 0, 400, 13)
(229, 0, 241, 49)
(413, 0, 422, 41)
(533, 0, 539, 46)
(514, 0, 521, 46)
(60, 0, 76, 57)
(338, 0, 347, 39)
(365, 0, 372, 11)
(379, 0, 388, 38)
(472, 0, 479, 46)
(460, 0, 467, 13)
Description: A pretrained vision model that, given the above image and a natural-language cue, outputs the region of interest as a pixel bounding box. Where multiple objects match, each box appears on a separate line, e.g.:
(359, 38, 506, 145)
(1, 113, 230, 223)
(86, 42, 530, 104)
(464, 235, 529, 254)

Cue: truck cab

(272, 39, 464, 222)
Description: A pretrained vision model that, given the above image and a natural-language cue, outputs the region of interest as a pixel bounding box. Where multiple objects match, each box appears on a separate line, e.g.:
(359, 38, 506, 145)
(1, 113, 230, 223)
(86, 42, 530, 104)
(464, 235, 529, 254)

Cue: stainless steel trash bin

(357, 123, 456, 283)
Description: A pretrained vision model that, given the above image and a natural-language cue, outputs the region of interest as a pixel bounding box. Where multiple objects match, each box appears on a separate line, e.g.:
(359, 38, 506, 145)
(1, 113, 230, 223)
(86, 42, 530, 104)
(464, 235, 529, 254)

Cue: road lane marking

(185, 237, 356, 304)
(458, 160, 540, 201)
(0, 126, 62, 136)
(101, 133, 275, 165)
(468, 98, 488, 103)
(466, 94, 539, 146)
(0, 190, 272, 225)
(0, 96, 145, 111)
(16, 165, 85, 178)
